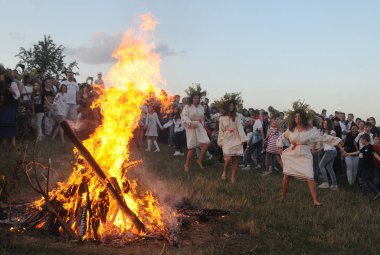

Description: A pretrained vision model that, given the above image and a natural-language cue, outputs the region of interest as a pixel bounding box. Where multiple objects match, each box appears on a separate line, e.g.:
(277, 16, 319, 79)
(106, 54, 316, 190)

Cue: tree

(15, 35, 78, 80)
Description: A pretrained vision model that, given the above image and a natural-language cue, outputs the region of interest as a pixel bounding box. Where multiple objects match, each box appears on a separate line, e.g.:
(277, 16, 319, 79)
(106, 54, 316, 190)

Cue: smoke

(66, 32, 184, 64)
(128, 166, 188, 229)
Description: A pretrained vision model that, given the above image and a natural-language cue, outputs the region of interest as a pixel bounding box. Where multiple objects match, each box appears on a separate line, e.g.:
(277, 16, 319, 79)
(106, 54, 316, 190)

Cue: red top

(374, 145, 380, 169)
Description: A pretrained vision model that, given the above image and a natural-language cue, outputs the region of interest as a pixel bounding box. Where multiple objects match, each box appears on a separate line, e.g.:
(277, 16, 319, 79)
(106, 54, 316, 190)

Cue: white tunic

(181, 104, 210, 149)
(53, 92, 68, 117)
(217, 115, 248, 156)
(276, 127, 341, 180)
(145, 112, 162, 137)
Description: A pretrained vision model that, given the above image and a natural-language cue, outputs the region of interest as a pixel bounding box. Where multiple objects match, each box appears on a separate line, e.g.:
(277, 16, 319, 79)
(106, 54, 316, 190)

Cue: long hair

(188, 92, 201, 105)
(288, 109, 309, 132)
(321, 119, 333, 135)
(222, 101, 237, 122)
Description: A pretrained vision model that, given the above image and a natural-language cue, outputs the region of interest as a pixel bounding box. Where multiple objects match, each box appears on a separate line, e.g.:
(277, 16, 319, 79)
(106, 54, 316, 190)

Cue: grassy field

(1, 141, 380, 254)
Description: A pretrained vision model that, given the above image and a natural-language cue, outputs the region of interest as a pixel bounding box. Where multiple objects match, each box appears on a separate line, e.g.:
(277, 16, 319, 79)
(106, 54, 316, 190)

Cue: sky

(2, 0, 380, 121)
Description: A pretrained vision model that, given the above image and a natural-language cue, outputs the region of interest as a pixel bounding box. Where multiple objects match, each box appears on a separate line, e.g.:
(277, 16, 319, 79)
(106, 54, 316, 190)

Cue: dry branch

(61, 120, 146, 233)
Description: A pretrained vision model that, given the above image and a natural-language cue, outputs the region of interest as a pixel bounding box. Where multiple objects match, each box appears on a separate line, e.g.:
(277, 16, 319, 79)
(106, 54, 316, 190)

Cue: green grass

(1, 141, 380, 254)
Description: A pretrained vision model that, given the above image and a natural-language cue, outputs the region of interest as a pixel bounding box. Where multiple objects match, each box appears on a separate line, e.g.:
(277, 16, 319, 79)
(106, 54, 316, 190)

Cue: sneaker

(261, 171, 271, 176)
(241, 165, 251, 171)
(239, 164, 246, 168)
(154, 148, 160, 152)
(180, 152, 185, 156)
(330, 185, 338, 190)
(173, 151, 181, 156)
(318, 182, 330, 189)
(254, 164, 262, 170)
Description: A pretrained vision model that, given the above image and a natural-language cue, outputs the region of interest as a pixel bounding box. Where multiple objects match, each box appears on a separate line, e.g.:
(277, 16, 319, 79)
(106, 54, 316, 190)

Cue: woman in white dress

(276, 110, 346, 206)
(181, 94, 210, 171)
(218, 101, 247, 183)
(144, 105, 163, 152)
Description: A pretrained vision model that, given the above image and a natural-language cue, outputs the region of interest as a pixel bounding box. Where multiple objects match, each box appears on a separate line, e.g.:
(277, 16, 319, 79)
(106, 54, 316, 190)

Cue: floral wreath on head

(285, 100, 317, 126)
(213, 92, 243, 111)
(185, 83, 207, 98)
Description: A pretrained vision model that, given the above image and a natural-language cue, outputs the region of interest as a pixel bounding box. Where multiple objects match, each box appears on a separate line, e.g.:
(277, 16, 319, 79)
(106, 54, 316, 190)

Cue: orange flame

(35, 13, 170, 240)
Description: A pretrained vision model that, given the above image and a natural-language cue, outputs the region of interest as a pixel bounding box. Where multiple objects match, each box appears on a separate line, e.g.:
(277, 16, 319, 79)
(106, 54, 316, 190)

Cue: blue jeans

(243, 141, 263, 167)
(319, 150, 337, 185)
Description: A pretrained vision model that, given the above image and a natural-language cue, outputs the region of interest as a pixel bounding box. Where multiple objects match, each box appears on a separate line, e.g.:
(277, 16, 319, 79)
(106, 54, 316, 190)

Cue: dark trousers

(173, 130, 186, 153)
(243, 141, 263, 166)
(362, 167, 380, 194)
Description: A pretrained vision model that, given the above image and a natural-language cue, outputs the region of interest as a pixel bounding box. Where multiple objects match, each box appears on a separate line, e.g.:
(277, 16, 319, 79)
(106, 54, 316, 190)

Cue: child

(42, 95, 55, 137)
(347, 133, 380, 197)
(29, 80, 45, 141)
(162, 106, 185, 156)
(51, 84, 68, 142)
(144, 105, 163, 152)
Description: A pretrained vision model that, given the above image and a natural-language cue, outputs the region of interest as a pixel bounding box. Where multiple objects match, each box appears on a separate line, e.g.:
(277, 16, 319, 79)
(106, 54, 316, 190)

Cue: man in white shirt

(339, 112, 348, 140)
(94, 72, 105, 89)
(346, 113, 354, 131)
(61, 71, 79, 122)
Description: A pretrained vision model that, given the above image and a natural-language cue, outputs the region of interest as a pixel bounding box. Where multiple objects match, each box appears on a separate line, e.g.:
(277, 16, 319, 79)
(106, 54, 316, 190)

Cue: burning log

(61, 121, 146, 233)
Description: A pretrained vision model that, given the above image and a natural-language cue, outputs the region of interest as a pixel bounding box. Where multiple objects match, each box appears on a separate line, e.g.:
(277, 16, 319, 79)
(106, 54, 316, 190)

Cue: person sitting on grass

(346, 133, 380, 198)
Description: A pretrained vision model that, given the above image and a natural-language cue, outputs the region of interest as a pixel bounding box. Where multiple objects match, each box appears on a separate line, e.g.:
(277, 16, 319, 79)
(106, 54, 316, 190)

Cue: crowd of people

(138, 92, 380, 204)
(1, 64, 380, 205)
(0, 65, 103, 145)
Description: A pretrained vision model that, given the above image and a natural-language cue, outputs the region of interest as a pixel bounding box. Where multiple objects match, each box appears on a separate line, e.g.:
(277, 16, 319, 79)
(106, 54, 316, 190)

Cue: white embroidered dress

(181, 104, 210, 149)
(276, 127, 341, 180)
(145, 112, 162, 137)
(217, 115, 248, 156)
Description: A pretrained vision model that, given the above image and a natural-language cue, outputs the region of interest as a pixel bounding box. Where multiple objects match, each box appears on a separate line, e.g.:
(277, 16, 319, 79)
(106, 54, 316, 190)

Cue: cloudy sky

(2, 0, 380, 120)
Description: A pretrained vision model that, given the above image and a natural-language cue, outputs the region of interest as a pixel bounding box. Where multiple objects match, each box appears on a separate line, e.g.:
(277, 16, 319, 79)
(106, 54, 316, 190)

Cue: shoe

(254, 164, 262, 169)
(241, 165, 251, 171)
(261, 171, 271, 176)
(144, 148, 151, 152)
(180, 152, 185, 156)
(154, 148, 160, 152)
(239, 164, 246, 168)
(318, 182, 330, 189)
(330, 185, 338, 190)
(208, 154, 213, 160)
(173, 151, 181, 156)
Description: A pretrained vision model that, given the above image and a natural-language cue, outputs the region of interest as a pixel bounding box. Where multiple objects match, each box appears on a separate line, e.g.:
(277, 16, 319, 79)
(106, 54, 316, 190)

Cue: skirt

(223, 144, 244, 157)
(0, 105, 17, 138)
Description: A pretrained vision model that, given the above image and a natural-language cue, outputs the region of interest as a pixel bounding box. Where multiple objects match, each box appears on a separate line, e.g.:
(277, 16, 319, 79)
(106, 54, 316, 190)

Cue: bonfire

(23, 13, 173, 242)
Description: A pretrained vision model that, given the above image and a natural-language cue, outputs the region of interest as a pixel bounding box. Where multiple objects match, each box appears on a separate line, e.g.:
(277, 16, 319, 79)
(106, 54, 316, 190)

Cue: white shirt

(252, 118, 263, 131)
(339, 121, 347, 139)
(61, 80, 78, 104)
(21, 84, 33, 101)
(10, 81, 20, 100)
(53, 92, 68, 116)
(355, 132, 374, 150)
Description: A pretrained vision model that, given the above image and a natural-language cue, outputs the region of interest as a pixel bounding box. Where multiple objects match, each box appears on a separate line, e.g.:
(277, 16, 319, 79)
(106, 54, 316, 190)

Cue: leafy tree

(15, 35, 78, 80)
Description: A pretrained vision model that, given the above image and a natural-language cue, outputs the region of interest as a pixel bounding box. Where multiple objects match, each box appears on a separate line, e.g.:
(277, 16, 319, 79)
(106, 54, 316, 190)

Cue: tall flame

(36, 13, 169, 239)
